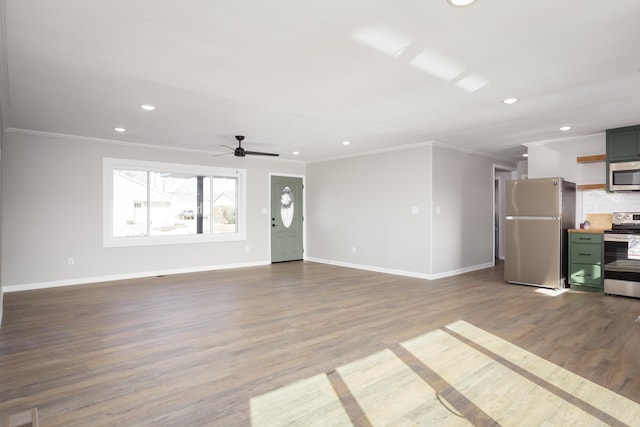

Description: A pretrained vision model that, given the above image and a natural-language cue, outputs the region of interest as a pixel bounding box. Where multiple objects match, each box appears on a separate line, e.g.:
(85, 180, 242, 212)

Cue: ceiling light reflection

(448, 0, 476, 6)
(409, 48, 465, 82)
(455, 74, 489, 92)
(351, 26, 413, 58)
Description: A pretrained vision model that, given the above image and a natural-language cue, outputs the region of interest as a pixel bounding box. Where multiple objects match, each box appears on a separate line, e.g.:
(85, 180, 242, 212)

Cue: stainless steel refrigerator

(505, 177, 576, 289)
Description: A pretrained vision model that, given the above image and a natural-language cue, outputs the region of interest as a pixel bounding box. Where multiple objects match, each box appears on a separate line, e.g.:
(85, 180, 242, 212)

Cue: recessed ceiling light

(140, 104, 156, 111)
(560, 125, 572, 131)
(447, 0, 476, 6)
(113, 127, 126, 132)
(502, 98, 518, 105)
(342, 141, 351, 146)
(292, 151, 300, 155)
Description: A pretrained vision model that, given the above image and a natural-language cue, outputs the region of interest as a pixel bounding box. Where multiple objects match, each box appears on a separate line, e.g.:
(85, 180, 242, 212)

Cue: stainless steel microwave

(609, 161, 640, 191)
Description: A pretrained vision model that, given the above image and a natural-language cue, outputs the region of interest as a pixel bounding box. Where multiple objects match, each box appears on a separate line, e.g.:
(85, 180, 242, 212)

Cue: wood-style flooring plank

(1, 261, 639, 425)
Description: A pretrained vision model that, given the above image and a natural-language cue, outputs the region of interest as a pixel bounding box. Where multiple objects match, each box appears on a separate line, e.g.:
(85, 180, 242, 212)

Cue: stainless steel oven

(604, 212, 640, 298)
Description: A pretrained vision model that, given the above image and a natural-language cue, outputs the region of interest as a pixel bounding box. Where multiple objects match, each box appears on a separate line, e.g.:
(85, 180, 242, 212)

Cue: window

(104, 158, 246, 247)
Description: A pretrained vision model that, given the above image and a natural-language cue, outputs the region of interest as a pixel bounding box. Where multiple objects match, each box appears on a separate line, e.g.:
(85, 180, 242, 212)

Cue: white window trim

(103, 157, 247, 247)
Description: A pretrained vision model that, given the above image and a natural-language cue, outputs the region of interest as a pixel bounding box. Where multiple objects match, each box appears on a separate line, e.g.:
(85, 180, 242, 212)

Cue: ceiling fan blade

(245, 150, 280, 157)
(218, 135, 279, 157)
(211, 144, 235, 157)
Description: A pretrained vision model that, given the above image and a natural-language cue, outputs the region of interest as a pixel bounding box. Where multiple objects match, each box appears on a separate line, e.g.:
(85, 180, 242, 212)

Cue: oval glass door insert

(281, 186, 294, 228)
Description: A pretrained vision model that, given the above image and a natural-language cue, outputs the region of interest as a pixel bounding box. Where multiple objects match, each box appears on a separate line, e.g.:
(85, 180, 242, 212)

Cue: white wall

(527, 133, 640, 222)
(517, 160, 528, 178)
(1, 131, 305, 290)
(430, 146, 499, 276)
(528, 134, 606, 186)
(306, 145, 433, 276)
(3, 132, 514, 289)
(306, 144, 508, 279)
(0, 127, 3, 324)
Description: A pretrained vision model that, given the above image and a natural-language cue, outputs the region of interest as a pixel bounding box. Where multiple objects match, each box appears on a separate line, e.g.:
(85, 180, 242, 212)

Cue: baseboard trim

(3, 259, 495, 292)
(2, 261, 271, 293)
(428, 262, 495, 280)
(305, 258, 494, 281)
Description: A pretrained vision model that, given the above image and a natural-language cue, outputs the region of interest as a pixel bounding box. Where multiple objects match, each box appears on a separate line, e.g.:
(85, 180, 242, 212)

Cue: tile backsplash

(583, 190, 640, 215)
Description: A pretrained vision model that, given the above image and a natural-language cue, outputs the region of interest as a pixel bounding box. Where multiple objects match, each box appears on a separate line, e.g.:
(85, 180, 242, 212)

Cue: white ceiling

(2, 0, 640, 162)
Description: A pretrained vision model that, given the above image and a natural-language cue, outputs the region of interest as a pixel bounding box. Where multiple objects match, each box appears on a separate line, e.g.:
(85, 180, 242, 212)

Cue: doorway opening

(493, 165, 518, 261)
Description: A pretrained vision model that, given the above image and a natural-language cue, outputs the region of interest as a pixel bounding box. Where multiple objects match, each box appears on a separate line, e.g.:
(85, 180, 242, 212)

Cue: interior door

(271, 176, 303, 263)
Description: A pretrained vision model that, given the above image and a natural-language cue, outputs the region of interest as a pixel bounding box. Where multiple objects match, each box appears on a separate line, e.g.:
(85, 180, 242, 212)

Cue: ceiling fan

(221, 135, 279, 157)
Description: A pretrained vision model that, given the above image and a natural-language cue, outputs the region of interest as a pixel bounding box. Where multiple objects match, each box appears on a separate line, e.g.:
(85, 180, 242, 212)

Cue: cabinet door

(569, 264, 603, 286)
(607, 128, 640, 162)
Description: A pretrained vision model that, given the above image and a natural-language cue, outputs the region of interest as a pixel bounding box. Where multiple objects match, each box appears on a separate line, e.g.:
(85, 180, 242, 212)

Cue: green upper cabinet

(607, 125, 640, 162)
(606, 125, 640, 191)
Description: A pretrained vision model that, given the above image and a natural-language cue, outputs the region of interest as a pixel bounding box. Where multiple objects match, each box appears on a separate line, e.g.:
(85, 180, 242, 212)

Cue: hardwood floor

(1, 261, 639, 426)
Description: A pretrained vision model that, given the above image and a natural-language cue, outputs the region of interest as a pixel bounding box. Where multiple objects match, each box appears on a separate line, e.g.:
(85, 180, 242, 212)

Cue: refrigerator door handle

(506, 216, 561, 220)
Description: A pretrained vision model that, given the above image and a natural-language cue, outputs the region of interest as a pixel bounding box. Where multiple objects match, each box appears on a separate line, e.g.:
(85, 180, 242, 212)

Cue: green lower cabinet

(569, 264, 603, 290)
(568, 232, 604, 293)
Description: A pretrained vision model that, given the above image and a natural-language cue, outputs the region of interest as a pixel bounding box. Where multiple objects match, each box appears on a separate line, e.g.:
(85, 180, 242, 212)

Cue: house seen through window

(104, 158, 245, 247)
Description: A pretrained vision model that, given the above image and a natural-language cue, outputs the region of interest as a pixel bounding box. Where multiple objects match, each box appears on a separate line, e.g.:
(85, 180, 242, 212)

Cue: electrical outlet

(68, 257, 75, 266)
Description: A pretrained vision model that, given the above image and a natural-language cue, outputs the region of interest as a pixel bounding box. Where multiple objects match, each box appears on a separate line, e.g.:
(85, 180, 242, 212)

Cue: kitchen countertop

(568, 228, 609, 233)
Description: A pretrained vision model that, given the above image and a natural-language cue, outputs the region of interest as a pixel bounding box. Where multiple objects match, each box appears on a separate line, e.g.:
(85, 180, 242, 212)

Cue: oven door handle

(604, 234, 633, 242)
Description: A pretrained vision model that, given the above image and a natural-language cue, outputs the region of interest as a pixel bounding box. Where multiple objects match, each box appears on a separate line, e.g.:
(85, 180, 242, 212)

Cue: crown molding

(307, 139, 514, 164)
(429, 140, 515, 162)
(5, 127, 306, 164)
(307, 141, 435, 164)
(523, 132, 604, 147)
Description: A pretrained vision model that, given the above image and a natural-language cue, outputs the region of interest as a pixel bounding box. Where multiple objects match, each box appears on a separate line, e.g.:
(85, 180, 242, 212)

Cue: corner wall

(306, 144, 508, 279)
(430, 146, 499, 276)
